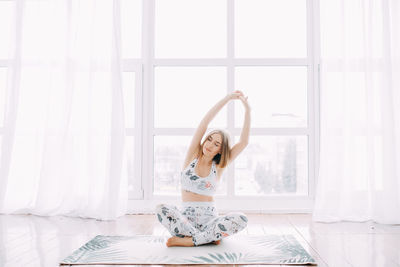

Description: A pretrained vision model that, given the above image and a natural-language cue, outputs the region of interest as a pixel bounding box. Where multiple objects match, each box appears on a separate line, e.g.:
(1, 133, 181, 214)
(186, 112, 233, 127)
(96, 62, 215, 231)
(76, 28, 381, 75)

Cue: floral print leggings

(155, 202, 248, 246)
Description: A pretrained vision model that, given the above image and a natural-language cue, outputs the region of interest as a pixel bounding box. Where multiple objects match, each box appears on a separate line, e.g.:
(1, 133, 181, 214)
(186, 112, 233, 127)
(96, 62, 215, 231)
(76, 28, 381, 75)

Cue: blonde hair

(195, 129, 232, 169)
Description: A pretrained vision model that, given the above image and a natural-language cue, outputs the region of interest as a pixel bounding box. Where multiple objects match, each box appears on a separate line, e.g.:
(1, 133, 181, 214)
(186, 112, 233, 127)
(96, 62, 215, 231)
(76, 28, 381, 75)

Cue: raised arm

(182, 91, 243, 169)
(227, 93, 251, 166)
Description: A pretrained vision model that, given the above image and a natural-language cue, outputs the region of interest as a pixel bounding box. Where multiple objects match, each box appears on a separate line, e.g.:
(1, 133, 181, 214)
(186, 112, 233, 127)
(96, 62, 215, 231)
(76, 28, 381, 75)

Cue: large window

(147, 0, 318, 212)
(0, 0, 319, 212)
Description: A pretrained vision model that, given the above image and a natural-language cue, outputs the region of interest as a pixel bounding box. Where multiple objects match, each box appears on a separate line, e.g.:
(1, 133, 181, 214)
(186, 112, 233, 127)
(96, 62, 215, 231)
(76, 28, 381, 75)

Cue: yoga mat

(60, 234, 317, 265)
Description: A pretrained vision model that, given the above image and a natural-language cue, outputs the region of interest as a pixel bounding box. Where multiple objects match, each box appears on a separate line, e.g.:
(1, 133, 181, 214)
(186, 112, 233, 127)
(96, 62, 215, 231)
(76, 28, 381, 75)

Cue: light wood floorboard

(1, 213, 399, 267)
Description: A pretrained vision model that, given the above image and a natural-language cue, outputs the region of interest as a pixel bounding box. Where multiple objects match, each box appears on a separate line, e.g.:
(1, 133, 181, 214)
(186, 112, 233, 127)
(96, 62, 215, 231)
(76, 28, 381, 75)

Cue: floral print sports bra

(180, 157, 218, 196)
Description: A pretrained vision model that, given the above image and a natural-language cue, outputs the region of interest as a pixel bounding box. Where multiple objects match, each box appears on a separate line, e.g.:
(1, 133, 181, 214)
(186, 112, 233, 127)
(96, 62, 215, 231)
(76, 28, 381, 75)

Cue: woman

(155, 90, 251, 247)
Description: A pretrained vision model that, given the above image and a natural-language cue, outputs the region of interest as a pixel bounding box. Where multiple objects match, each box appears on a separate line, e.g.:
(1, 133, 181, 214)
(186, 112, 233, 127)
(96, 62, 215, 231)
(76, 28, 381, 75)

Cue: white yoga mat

(60, 234, 317, 265)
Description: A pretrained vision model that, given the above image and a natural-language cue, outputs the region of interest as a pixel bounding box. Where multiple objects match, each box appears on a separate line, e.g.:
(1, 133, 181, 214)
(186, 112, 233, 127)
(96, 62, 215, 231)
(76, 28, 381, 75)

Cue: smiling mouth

(206, 148, 211, 152)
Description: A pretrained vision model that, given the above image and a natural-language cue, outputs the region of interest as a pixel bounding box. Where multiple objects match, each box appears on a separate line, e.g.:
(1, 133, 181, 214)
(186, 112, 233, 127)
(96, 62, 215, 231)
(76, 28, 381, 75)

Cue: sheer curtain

(0, 0, 127, 220)
(313, 0, 400, 224)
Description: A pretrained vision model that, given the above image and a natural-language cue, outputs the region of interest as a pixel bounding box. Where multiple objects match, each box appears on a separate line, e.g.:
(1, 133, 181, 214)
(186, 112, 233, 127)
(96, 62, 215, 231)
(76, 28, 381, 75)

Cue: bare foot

(212, 240, 221, 245)
(166, 236, 194, 247)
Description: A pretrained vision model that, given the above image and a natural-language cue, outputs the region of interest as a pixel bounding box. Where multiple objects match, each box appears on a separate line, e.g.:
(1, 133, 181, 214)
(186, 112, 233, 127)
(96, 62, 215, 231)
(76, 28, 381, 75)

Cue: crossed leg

(155, 203, 196, 237)
(155, 204, 248, 247)
(192, 212, 248, 246)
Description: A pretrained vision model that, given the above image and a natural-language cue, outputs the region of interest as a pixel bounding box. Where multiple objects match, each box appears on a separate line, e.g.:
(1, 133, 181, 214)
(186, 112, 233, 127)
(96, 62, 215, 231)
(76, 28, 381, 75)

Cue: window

(0, 0, 319, 212)
(144, 0, 318, 212)
(235, 0, 307, 58)
(120, 0, 143, 199)
(155, 0, 227, 58)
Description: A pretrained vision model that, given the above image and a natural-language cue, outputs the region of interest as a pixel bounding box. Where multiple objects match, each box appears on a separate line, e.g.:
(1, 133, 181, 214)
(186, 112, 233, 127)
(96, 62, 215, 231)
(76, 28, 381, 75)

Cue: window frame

(125, 0, 321, 213)
(0, 0, 321, 213)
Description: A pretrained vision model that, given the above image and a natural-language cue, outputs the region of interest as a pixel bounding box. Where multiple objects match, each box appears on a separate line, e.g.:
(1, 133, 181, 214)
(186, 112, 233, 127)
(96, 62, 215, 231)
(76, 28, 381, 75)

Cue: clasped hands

(226, 90, 250, 111)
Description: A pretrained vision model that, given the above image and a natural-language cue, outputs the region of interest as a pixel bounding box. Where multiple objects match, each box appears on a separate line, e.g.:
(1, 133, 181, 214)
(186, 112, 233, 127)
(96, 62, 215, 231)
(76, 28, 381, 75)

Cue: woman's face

(202, 133, 222, 156)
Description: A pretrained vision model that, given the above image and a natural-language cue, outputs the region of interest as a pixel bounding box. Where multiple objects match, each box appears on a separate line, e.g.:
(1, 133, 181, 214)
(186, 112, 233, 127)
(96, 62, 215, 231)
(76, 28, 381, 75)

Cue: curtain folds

(313, 0, 400, 224)
(0, 0, 127, 220)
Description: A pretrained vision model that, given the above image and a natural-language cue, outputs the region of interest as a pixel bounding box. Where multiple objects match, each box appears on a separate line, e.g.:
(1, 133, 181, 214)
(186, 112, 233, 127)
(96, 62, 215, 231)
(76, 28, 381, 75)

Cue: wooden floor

(0, 213, 399, 267)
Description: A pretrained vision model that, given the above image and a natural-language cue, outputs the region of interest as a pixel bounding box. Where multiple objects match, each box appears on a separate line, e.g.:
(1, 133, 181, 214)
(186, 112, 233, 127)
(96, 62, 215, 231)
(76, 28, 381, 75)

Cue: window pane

(154, 136, 227, 196)
(0, 68, 7, 128)
(123, 135, 135, 195)
(0, 1, 14, 59)
(122, 72, 136, 128)
(121, 0, 142, 58)
(235, 0, 307, 58)
(154, 67, 227, 128)
(155, 0, 227, 58)
(235, 66, 307, 128)
(235, 136, 308, 195)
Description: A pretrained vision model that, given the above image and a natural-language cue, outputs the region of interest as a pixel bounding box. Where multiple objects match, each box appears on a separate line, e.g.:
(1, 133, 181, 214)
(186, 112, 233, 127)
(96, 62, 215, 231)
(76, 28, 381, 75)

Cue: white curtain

(0, 0, 127, 220)
(313, 0, 400, 224)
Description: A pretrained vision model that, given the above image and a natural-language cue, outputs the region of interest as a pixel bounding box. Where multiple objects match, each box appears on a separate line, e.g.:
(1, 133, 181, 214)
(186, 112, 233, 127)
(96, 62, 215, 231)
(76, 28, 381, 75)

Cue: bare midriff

(181, 190, 214, 202)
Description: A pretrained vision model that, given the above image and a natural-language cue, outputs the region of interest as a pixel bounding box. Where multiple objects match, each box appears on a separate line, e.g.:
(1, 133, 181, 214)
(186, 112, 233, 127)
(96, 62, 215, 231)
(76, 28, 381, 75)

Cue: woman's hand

(226, 90, 250, 110)
(226, 90, 244, 100)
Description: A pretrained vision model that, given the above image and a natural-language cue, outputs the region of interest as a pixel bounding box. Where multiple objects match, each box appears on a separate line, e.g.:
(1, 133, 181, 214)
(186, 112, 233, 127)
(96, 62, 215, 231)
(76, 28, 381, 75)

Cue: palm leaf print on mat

(62, 235, 129, 263)
(60, 235, 317, 265)
(182, 252, 244, 264)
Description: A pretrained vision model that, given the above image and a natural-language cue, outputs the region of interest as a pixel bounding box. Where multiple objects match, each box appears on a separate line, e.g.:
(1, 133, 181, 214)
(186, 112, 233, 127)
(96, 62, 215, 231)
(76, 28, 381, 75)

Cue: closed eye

(208, 136, 221, 146)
